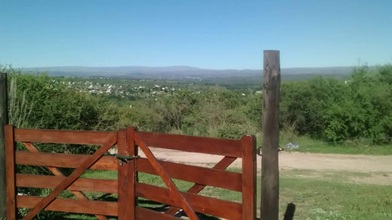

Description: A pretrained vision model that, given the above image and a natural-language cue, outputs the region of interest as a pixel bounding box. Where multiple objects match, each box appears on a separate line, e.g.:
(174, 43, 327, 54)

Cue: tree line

(4, 64, 392, 144)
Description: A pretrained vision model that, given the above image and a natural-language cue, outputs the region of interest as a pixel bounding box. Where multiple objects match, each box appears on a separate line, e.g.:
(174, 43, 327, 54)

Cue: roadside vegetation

(3, 64, 392, 154)
(2, 64, 392, 219)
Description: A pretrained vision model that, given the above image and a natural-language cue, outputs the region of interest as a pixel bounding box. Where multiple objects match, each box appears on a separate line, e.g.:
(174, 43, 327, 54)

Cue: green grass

(285, 136, 392, 155)
(25, 168, 392, 219)
(254, 132, 392, 155)
(279, 171, 392, 219)
(200, 169, 392, 219)
(294, 144, 392, 155)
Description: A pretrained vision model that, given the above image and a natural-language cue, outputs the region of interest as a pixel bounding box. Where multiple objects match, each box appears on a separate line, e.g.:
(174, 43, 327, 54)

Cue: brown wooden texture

(6, 126, 256, 219)
(14, 128, 116, 145)
(136, 207, 178, 220)
(135, 133, 198, 220)
(117, 128, 137, 220)
(165, 156, 238, 215)
(0, 72, 8, 219)
(23, 133, 117, 220)
(22, 142, 109, 220)
(136, 183, 242, 219)
(262, 50, 281, 220)
(16, 174, 117, 194)
(137, 158, 241, 191)
(5, 125, 16, 220)
(128, 127, 138, 215)
(16, 151, 118, 170)
(138, 131, 242, 157)
(241, 135, 257, 220)
(17, 196, 117, 216)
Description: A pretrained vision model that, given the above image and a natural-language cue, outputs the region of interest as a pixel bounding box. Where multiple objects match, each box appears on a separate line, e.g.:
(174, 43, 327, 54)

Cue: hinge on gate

(115, 154, 140, 166)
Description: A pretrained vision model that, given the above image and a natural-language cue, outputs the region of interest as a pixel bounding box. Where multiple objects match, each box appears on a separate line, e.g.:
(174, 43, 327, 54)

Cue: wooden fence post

(0, 72, 8, 219)
(261, 50, 281, 220)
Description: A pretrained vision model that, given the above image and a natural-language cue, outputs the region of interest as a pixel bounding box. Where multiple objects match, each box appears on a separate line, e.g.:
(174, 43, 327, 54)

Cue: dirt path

(140, 148, 392, 185)
(142, 148, 392, 173)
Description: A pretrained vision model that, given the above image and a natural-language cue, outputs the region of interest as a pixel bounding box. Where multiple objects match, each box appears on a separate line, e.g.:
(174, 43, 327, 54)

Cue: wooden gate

(5, 125, 256, 220)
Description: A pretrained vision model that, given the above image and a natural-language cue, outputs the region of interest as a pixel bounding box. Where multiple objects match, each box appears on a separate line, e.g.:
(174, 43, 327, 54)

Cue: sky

(0, 0, 391, 69)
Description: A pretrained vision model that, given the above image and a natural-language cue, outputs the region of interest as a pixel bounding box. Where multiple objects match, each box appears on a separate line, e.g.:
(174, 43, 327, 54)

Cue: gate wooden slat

(137, 157, 241, 191)
(164, 156, 238, 215)
(5, 125, 16, 220)
(16, 174, 118, 194)
(138, 131, 242, 157)
(17, 196, 118, 216)
(6, 126, 256, 220)
(136, 183, 242, 220)
(23, 133, 117, 220)
(22, 142, 108, 220)
(14, 128, 116, 145)
(134, 133, 199, 220)
(16, 151, 118, 170)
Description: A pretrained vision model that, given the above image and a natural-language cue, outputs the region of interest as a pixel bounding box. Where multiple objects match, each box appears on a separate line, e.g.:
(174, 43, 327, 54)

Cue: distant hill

(19, 65, 358, 80)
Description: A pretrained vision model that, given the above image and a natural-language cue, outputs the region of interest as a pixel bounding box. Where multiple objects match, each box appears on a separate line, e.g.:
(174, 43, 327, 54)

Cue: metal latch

(256, 146, 284, 156)
(115, 154, 140, 166)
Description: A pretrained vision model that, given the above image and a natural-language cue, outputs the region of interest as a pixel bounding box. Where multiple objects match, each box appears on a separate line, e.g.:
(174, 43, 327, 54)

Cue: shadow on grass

(38, 193, 223, 220)
(138, 199, 220, 219)
(256, 203, 296, 220)
(95, 193, 117, 202)
(174, 210, 220, 220)
(19, 211, 69, 220)
(284, 203, 296, 220)
(138, 198, 169, 212)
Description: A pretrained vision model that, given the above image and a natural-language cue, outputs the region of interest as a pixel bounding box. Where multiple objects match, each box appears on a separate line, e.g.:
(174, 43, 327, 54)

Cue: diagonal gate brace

(23, 134, 117, 220)
(134, 133, 199, 220)
(165, 156, 237, 216)
(22, 142, 108, 220)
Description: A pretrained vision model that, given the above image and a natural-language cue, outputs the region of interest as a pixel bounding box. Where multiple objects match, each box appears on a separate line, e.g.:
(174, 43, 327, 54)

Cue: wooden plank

(136, 207, 178, 220)
(262, 50, 281, 220)
(117, 129, 128, 219)
(18, 140, 113, 219)
(138, 131, 242, 157)
(23, 133, 117, 220)
(136, 183, 242, 220)
(16, 174, 117, 194)
(22, 142, 109, 220)
(5, 125, 16, 220)
(17, 196, 118, 216)
(135, 133, 198, 220)
(165, 156, 238, 215)
(127, 127, 138, 216)
(137, 158, 241, 191)
(14, 128, 116, 145)
(16, 151, 118, 170)
(0, 72, 8, 219)
(117, 128, 137, 220)
(241, 135, 257, 220)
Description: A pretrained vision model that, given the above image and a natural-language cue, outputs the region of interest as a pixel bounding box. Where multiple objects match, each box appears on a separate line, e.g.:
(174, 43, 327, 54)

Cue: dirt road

(142, 148, 392, 173)
(140, 148, 392, 185)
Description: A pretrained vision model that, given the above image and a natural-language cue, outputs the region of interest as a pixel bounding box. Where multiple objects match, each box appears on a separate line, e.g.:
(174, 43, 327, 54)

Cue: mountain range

(19, 66, 359, 80)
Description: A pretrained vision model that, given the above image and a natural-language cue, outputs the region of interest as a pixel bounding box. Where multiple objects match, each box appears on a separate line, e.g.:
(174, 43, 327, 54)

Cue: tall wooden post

(261, 50, 280, 220)
(0, 72, 8, 218)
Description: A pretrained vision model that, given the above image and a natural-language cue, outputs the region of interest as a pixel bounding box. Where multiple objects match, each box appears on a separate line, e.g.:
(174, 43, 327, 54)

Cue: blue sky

(1, 0, 391, 69)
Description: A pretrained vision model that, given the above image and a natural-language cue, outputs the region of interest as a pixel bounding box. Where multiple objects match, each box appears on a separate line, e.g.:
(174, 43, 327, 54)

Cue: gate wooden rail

(5, 125, 256, 220)
(5, 125, 119, 220)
